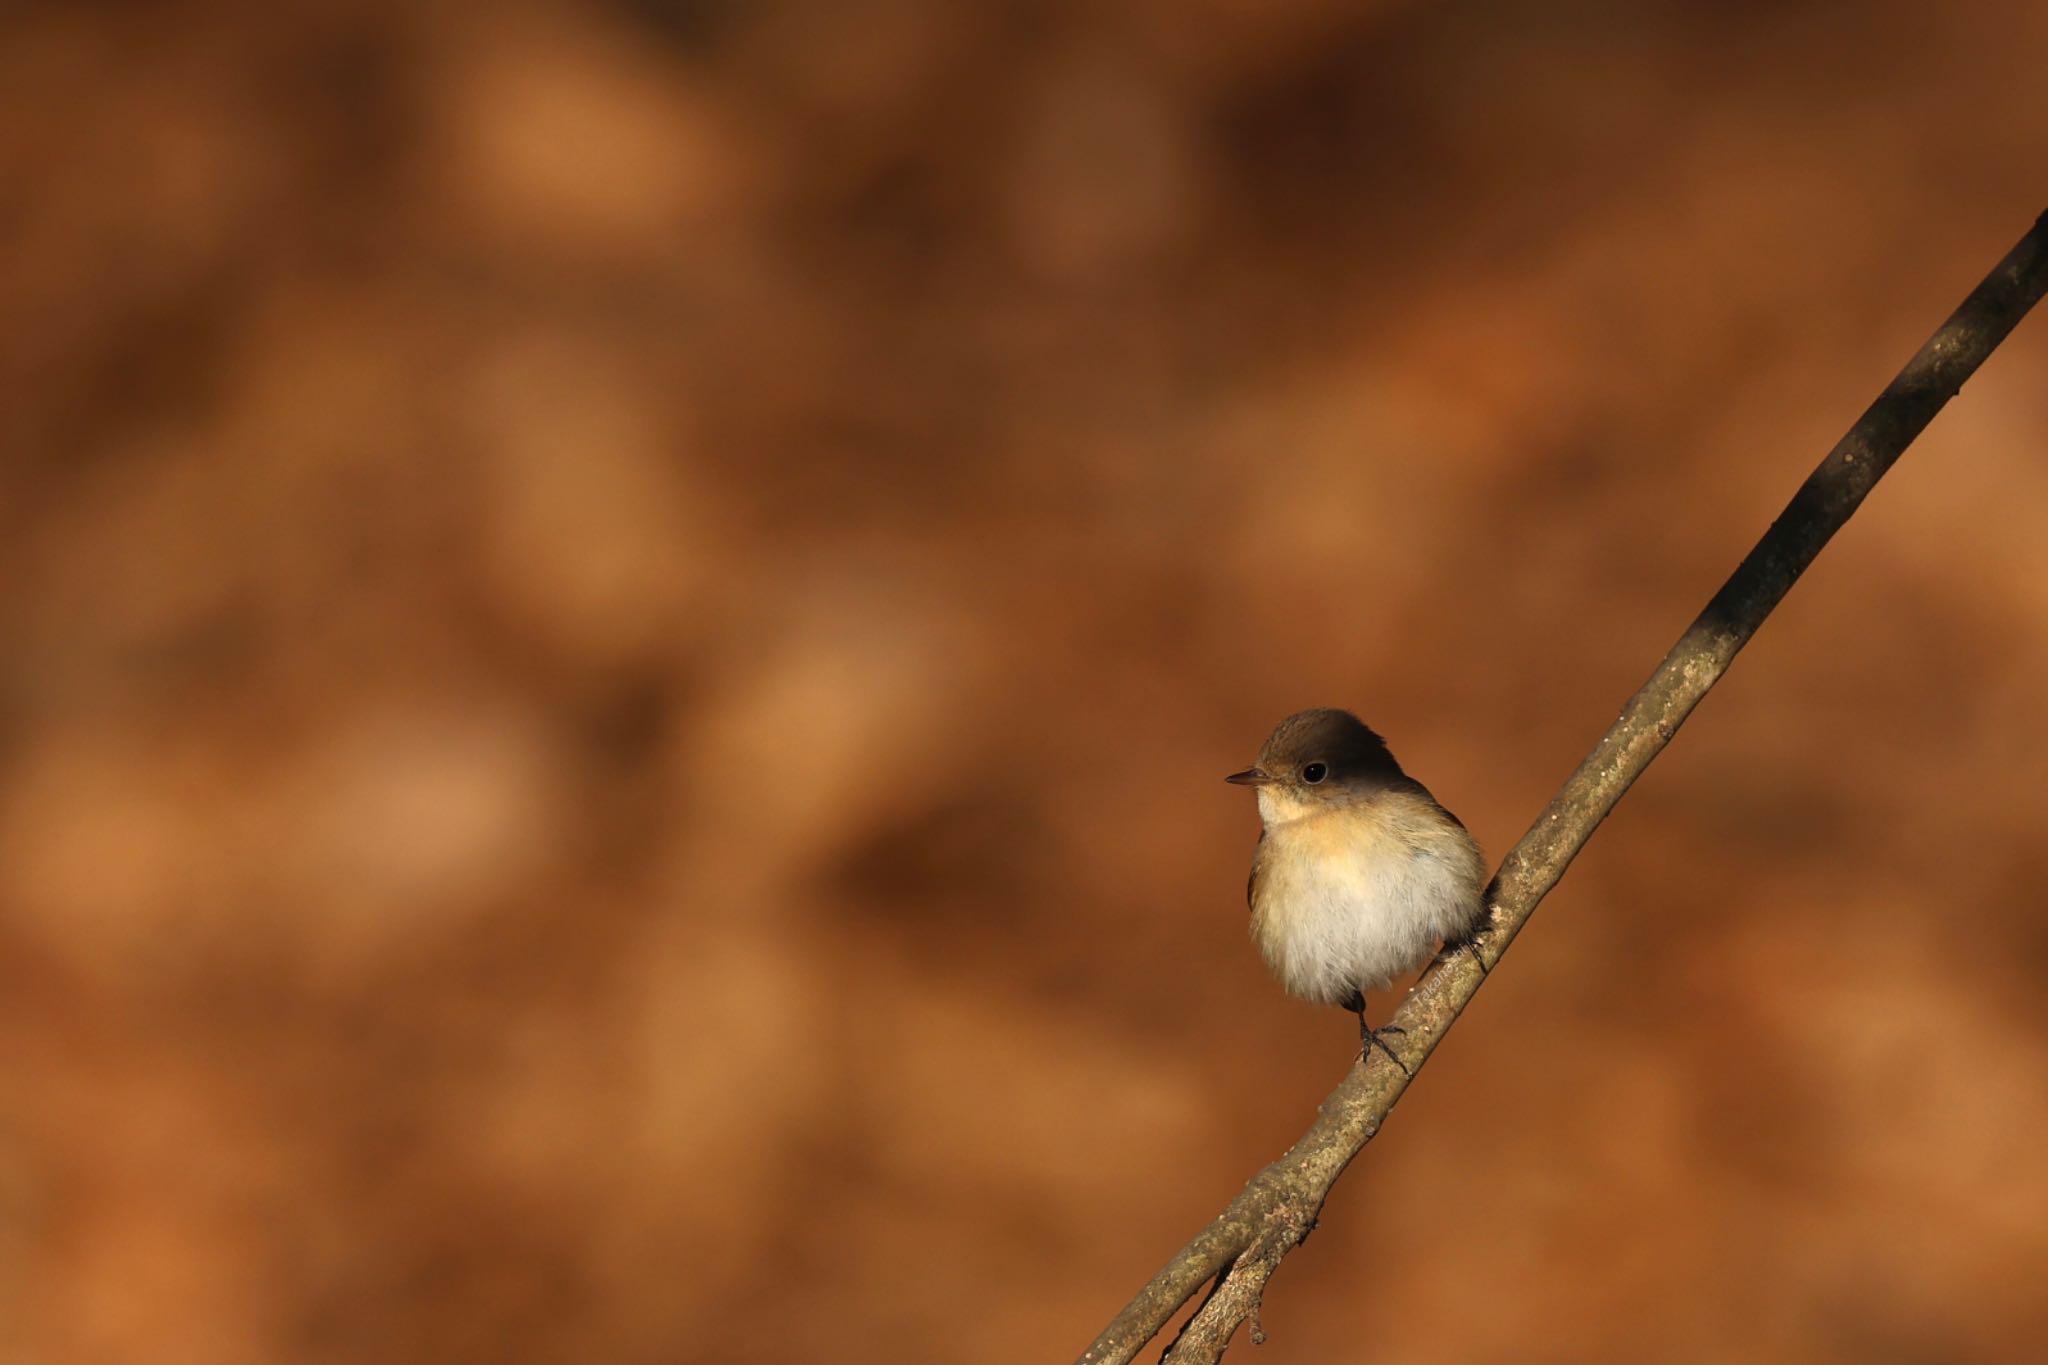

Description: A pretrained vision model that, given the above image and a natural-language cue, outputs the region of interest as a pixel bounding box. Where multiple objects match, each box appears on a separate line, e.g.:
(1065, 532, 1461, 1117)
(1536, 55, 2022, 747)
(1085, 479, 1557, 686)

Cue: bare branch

(1077, 210, 2048, 1365)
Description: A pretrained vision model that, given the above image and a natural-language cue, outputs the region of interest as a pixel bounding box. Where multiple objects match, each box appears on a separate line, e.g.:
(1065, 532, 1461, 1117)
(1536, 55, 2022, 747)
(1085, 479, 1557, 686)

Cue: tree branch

(1077, 210, 2048, 1365)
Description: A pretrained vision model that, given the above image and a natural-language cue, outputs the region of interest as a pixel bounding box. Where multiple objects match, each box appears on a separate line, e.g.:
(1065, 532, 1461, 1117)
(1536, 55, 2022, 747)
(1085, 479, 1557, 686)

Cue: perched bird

(1227, 708, 1488, 1070)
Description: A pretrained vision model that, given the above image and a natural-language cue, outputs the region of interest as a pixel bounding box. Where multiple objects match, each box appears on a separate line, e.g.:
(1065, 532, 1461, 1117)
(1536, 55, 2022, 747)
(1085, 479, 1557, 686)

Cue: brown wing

(1394, 774, 1468, 832)
(1246, 830, 1264, 912)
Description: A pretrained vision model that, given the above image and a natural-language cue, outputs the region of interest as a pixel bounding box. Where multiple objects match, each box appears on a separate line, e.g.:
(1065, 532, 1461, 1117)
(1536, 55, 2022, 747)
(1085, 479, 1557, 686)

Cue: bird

(1226, 708, 1489, 1071)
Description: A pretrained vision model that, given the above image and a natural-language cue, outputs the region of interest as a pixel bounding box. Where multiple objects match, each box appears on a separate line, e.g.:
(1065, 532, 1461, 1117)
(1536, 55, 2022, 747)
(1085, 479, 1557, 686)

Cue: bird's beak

(1224, 767, 1272, 786)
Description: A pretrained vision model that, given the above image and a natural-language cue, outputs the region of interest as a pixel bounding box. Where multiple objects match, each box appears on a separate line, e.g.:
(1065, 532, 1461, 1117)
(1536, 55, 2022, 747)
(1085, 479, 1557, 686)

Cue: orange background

(3, 3, 2047, 1362)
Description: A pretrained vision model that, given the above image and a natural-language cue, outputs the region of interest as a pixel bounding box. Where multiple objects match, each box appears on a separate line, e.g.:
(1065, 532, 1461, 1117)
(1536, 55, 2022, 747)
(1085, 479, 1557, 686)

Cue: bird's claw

(1358, 1022, 1410, 1076)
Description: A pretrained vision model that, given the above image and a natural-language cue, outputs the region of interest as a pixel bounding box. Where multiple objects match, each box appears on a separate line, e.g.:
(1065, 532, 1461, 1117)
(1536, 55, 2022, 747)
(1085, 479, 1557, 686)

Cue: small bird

(1227, 708, 1488, 1070)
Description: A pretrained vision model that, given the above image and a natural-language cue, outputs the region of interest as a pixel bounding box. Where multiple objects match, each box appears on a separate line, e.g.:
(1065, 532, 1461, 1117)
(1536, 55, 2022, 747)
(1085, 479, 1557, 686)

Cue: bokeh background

(3, 1, 2047, 1362)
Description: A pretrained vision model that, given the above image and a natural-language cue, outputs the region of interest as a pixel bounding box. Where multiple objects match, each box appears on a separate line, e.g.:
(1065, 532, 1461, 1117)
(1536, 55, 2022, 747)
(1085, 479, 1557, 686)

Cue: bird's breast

(1249, 795, 1484, 1004)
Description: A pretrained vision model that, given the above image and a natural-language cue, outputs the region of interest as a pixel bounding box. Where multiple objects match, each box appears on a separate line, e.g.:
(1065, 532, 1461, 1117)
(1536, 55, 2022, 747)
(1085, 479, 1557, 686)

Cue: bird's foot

(1438, 933, 1490, 977)
(1358, 1022, 1410, 1076)
(1460, 936, 1490, 976)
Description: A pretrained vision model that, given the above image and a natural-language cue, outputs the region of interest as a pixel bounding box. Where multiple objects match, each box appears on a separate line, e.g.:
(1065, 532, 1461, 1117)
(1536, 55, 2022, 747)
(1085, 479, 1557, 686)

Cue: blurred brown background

(2, 1, 2047, 1362)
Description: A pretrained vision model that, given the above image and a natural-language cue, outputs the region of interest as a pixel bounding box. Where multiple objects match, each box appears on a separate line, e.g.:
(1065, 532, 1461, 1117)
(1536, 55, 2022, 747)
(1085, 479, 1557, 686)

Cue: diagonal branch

(1077, 210, 2048, 1365)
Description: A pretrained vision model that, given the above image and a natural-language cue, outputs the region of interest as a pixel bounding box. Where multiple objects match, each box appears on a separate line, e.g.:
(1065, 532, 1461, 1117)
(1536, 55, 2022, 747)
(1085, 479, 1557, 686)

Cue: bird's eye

(1301, 762, 1327, 784)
